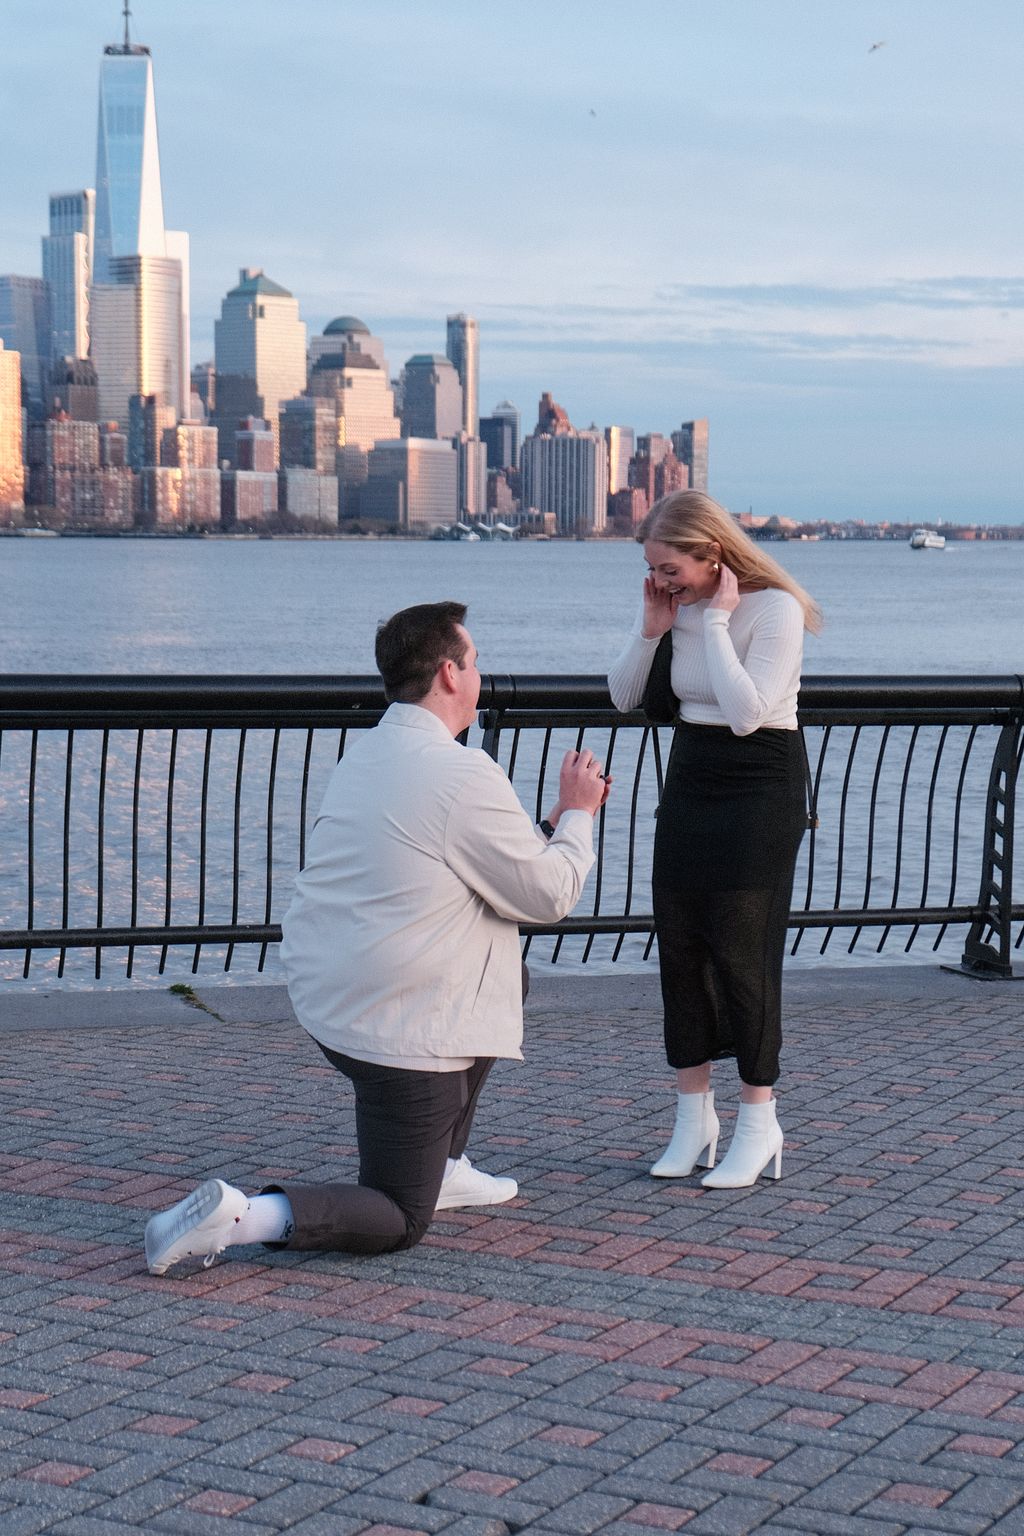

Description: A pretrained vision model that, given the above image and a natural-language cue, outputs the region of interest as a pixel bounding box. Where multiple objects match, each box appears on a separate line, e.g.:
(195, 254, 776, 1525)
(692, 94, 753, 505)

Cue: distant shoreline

(2, 525, 1023, 543)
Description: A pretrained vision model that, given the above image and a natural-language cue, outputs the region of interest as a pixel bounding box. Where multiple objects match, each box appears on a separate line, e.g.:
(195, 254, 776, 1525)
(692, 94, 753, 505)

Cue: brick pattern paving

(0, 976, 1023, 1533)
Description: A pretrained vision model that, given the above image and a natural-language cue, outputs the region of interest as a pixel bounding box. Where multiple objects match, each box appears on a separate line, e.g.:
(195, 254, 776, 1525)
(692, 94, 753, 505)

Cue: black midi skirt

(652, 723, 807, 1086)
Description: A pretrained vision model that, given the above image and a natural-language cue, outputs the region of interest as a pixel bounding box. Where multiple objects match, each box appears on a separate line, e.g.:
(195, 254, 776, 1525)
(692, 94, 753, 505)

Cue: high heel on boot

(701, 1098, 783, 1189)
(651, 1091, 719, 1177)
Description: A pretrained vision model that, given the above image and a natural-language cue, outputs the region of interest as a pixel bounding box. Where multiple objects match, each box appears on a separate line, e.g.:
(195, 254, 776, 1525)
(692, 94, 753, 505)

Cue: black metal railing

(0, 673, 1020, 981)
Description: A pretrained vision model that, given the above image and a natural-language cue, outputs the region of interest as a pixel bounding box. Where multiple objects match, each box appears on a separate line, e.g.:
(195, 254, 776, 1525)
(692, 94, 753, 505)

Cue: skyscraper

(672, 419, 709, 493)
(309, 316, 386, 372)
(605, 425, 635, 493)
(213, 269, 307, 464)
(492, 400, 521, 464)
(454, 433, 487, 518)
(400, 355, 462, 440)
(279, 395, 338, 475)
(42, 190, 95, 364)
(637, 432, 671, 466)
(0, 341, 25, 518)
(445, 313, 479, 438)
(47, 357, 100, 421)
(89, 14, 190, 424)
(308, 330, 400, 451)
(521, 402, 608, 538)
(0, 277, 51, 409)
(308, 329, 401, 519)
(479, 414, 516, 471)
(91, 254, 185, 425)
(362, 438, 459, 529)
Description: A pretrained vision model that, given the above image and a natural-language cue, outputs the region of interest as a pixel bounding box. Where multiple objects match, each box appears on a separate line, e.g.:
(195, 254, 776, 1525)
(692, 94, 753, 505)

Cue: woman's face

(644, 539, 719, 604)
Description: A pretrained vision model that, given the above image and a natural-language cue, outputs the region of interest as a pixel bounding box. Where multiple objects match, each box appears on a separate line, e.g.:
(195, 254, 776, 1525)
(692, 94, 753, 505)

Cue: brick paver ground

(1, 967, 1023, 1534)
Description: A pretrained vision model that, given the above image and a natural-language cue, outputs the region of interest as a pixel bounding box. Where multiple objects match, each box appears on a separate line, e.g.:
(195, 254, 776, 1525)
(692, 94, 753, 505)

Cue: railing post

(479, 708, 503, 762)
(952, 688, 1024, 980)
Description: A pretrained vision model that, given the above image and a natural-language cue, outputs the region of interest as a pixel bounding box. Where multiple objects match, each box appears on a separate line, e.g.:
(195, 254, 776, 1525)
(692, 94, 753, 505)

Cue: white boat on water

(909, 528, 946, 550)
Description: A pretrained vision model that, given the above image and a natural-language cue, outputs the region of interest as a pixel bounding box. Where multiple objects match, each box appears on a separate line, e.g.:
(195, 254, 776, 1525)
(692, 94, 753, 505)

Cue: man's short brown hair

(375, 601, 469, 703)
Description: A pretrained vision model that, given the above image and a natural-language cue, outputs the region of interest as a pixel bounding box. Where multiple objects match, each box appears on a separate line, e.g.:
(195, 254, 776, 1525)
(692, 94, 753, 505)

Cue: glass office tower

(89, 28, 189, 422)
(93, 47, 166, 283)
(42, 190, 95, 363)
(445, 313, 479, 439)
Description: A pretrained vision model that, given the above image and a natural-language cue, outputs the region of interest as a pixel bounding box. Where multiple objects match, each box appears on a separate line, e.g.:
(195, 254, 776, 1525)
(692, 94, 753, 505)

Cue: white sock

(226, 1191, 294, 1246)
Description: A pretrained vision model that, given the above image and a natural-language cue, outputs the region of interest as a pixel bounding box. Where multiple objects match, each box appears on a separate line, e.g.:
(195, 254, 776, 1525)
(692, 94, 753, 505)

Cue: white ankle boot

(650, 1091, 719, 1177)
(701, 1098, 782, 1189)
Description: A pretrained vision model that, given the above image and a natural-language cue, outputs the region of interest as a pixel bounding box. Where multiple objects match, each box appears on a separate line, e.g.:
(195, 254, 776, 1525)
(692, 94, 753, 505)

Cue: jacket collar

(382, 701, 458, 741)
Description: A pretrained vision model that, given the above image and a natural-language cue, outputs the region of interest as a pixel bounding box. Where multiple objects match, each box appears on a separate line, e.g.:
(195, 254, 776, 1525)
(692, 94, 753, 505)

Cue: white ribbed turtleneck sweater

(608, 589, 804, 736)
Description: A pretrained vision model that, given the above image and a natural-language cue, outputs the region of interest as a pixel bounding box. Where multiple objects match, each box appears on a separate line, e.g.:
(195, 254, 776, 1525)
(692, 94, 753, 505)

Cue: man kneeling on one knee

(145, 601, 609, 1274)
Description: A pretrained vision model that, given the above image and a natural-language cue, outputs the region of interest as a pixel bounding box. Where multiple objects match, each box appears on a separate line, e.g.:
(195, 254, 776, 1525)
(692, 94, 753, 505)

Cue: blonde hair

(638, 490, 823, 634)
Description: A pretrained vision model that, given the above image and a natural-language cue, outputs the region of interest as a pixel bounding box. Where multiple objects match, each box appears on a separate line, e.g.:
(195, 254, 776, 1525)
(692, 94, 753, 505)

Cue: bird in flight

(868, 40, 886, 51)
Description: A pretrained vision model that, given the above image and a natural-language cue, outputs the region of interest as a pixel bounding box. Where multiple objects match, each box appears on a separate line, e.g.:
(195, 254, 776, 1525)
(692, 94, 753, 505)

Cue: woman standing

(609, 492, 822, 1188)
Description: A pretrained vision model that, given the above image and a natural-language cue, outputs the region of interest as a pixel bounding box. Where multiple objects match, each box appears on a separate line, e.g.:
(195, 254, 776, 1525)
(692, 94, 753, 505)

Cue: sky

(3, 0, 1023, 523)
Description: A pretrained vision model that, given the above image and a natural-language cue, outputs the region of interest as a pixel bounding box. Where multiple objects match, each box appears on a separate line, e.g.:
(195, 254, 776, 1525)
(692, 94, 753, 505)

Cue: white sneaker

(145, 1178, 249, 1275)
(435, 1155, 518, 1211)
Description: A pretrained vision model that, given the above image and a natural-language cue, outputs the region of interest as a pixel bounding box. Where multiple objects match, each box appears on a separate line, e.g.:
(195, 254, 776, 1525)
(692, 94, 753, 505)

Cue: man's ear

(437, 657, 458, 694)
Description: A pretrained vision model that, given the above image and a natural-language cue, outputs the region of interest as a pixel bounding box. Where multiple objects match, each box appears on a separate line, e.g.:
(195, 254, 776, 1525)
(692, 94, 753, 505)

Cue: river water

(0, 534, 1021, 988)
(2, 534, 1022, 676)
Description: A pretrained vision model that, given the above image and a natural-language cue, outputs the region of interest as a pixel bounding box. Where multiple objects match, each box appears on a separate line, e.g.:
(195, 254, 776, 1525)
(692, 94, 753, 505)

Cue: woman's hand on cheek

(642, 574, 679, 638)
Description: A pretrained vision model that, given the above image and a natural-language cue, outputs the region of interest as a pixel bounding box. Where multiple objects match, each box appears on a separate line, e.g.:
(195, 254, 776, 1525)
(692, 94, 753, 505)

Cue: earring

(711, 562, 720, 573)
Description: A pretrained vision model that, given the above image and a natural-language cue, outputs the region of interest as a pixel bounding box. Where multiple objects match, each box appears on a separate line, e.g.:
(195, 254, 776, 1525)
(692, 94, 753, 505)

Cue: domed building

(308, 315, 386, 373)
(304, 315, 399, 520)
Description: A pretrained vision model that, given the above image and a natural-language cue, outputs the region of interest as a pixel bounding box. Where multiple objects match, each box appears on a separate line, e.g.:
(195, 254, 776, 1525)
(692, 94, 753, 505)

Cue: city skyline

(3, 1, 1023, 522)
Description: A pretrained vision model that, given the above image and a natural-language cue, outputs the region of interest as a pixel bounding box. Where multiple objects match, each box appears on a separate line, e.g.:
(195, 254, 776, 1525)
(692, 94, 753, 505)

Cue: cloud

(425, 278, 1024, 373)
(660, 278, 1024, 312)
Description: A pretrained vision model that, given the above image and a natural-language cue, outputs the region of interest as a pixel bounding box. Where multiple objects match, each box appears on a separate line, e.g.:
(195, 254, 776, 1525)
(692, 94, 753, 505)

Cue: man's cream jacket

(281, 703, 595, 1062)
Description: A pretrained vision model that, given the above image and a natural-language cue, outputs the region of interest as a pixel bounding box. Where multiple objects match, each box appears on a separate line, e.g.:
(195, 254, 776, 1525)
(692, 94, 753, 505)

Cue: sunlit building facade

(25, 414, 135, 528)
(362, 438, 458, 529)
(605, 425, 635, 494)
(309, 348, 400, 452)
(42, 190, 95, 364)
(92, 255, 186, 426)
(309, 337, 401, 517)
(214, 269, 306, 464)
(0, 341, 25, 517)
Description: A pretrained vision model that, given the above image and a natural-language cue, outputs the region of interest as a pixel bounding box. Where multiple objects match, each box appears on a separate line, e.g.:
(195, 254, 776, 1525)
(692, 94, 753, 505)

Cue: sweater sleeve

(608, 603, 662, 712)
(702, 594, 804, 735)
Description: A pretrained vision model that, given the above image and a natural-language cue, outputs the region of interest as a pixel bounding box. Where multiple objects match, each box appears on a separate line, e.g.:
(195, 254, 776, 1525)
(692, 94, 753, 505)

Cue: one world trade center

(89, 4, 189, 427)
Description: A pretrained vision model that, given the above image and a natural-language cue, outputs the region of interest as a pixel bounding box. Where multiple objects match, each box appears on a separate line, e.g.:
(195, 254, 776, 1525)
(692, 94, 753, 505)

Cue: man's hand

(549, 748, 609, 824)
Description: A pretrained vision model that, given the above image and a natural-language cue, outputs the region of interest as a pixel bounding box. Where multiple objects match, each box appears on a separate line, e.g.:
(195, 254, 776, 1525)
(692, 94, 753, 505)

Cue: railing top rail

(0, 672, 1022, 723)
